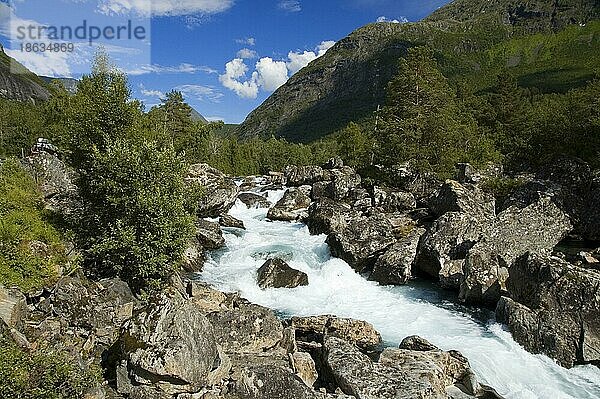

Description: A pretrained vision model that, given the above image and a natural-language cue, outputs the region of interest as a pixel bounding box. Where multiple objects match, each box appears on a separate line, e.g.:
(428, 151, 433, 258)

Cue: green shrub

(0, 158, 65, 291)
(0, 335, 99, 399)
(480, 176, 524, 199)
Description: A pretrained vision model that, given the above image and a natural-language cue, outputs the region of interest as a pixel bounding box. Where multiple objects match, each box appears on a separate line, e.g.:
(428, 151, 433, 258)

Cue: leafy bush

(0, 335, 99, 399)
(0, 158, 65, 291)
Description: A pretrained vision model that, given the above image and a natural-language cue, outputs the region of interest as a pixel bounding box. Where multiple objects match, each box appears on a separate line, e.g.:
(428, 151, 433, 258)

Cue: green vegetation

(0, 334, 99, 399)
(0, 158, 66, 292)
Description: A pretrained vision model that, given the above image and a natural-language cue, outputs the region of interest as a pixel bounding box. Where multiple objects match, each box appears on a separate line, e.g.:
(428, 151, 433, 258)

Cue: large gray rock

(182, 238, 206, 273)
(414, 212, 487, 289)
(496, 252, 600, 368)
(371, 186, 417, 213)
(219, 214, 246, 230)
(232, 364, 321, 399)
(425, 180, 495, 219)
(326, 214, 398, 273)
(196, 219, 226, 250)
(267, 187, 311, 221)
(238, 192, 272, 209)
(460, 197, 572, 305)
(186, 164, 239, 217)
(305, 199, 358, 236)
(117, 291, 219, 397)
(290, 315, 382, 354)
(371, 227, 425, 285)
(257, 258, 309, 289)
(285, 165, 326, 186)
(0, 286, 27, 330)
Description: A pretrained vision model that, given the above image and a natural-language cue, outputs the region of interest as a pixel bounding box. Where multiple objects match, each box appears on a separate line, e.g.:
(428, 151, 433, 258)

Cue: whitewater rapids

(199, 188, 600, 399)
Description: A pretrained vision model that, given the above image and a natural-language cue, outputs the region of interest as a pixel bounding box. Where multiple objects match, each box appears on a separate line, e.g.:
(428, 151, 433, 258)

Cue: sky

(0, 0, 449, 124)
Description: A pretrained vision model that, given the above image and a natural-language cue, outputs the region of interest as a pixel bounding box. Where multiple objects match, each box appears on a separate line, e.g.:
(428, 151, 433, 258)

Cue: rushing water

(199, 187, 600, 399)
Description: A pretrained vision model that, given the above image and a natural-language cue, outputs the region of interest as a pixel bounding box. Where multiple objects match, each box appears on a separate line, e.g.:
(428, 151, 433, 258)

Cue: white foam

(200, 189, 600, 399)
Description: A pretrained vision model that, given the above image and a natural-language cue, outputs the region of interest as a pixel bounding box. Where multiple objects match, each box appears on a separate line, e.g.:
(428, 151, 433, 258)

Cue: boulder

(219, 214, 246, 230)
(371, 227, 426, 285)
(496, 252, 600, 368)
(460, 197, 572, 305)
(257, 258, 309, 289)
(232, 364, 321, 399)
(424, 180, 495, 219)
(285, 165, 326, 186)
(326, 214, 397, 273)
(267, 187, 311, 222)
(414, 212, 486, 289)
(0, 286, 27, 330)
(205, 296, 283, 354)
(186, 164, 239, 217)
(382, 162, 441, 200)
(290, 315, 382, 354)
(117, 291, 219, 397)
(238, 192, 271, 209)
(323, 158, 344, 170)
(326, 167, 362, 201)
(305, 199, 358, 236)
(371, 187, 417, 213)
(182, 238, 206, 273)
(290, 351, 319, 387)
(196, 220, 226, 250)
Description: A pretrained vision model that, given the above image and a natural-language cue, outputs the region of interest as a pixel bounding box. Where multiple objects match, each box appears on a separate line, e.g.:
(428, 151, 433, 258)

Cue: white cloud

(126, 63, 217, 75)
(236, 37, 256, 46)
(278, 0, 301, 12)
(219, 58, 259, 99)
(139, 84, 164, 98)
(236, 48, 257, 59)
(220, 39, 335, 99)
(205, 116, 225, 122)
(376, 16, 409, 24)
(5, 47, 73, 77)
(98, 0, 235, 16)
(174, 84, 223, 102)
(254, 57, 288, 91)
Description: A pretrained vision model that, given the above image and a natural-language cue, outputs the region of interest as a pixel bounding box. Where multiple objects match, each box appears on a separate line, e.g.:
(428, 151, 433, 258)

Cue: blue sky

(0, 0, 449, 123)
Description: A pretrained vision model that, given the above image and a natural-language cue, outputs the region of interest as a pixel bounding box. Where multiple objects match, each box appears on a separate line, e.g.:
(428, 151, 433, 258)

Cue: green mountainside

(0, 45, 50, 102)
(236, 0, 600, 142)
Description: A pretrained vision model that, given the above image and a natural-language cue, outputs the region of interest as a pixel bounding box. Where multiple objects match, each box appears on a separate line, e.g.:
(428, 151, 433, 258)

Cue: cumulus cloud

(236, 48, 258, 59)
(219, 58, 259, 99)
(98, 0, 235, 16)
(376, 16, 409, 24)
(220, 40, 335, 99)
(278, 0, 301, 12)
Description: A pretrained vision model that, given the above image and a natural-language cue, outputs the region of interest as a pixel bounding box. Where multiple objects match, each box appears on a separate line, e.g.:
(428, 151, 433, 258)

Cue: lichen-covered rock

(371, 227, 425, 285)
(371, 187, 417, 213)
(460, 197, 572, 305)
(424, 180, 495, 219)
(326, 214, 397, 273)
(285, 165, 326, 186)
(196, 219, 226, 250)
(257, 258, 309, 289)
(238, 192, 272, 209)
(267, 187, 311, 221)
(232, 364, 321, 399)
(117, 291, 219, 397)
(186, 164, 239, 217)
(219, 214, 246, 230)
(305, 199, 358, 236)
(496, 252, 600, 368)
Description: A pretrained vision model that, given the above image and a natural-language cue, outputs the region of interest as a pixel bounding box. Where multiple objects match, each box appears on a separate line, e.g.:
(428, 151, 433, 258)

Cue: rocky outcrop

(460, 197, 572, 305)
(326, 213, 398, 273)
(219, 214, 246, 229)
(311, 167, 362, 202)
(371, 186, 417, 213)
(257, 258, 309, 289)
(196, 219, 226, 250)
(371, 227, 426, 285)
(238, 192, 271, 209)
(116, 290, 219, 397)
(424, 180, 495, 219)
(267, 186, 311, 221)
(496, 252, 600, 368)
(285, 165, 326, 186)
(305, 199, 358, 236)
(186, 164, 239, 217)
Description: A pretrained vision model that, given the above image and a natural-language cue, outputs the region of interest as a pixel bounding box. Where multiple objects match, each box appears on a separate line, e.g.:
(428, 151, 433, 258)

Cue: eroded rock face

(186, 164, 239, 217)
(257, 258, 309, 289)
(460, 197, 572, 305)
(196, 220, 226, 250)
(326, 214, 397, 273)
(117, 291, 219, 397)
(496, 252, 600, 368)
(238, 192, 272, 209)
(267, 187, 312, 221)
(371, 227, 425, 285)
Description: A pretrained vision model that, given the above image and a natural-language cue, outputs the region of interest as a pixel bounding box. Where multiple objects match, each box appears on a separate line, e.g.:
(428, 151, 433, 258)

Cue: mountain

(236, 0, 600, 143)
(40, 76, 79, 94)
(190, 107, 209, 124)
(0, 45, 50, 102)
